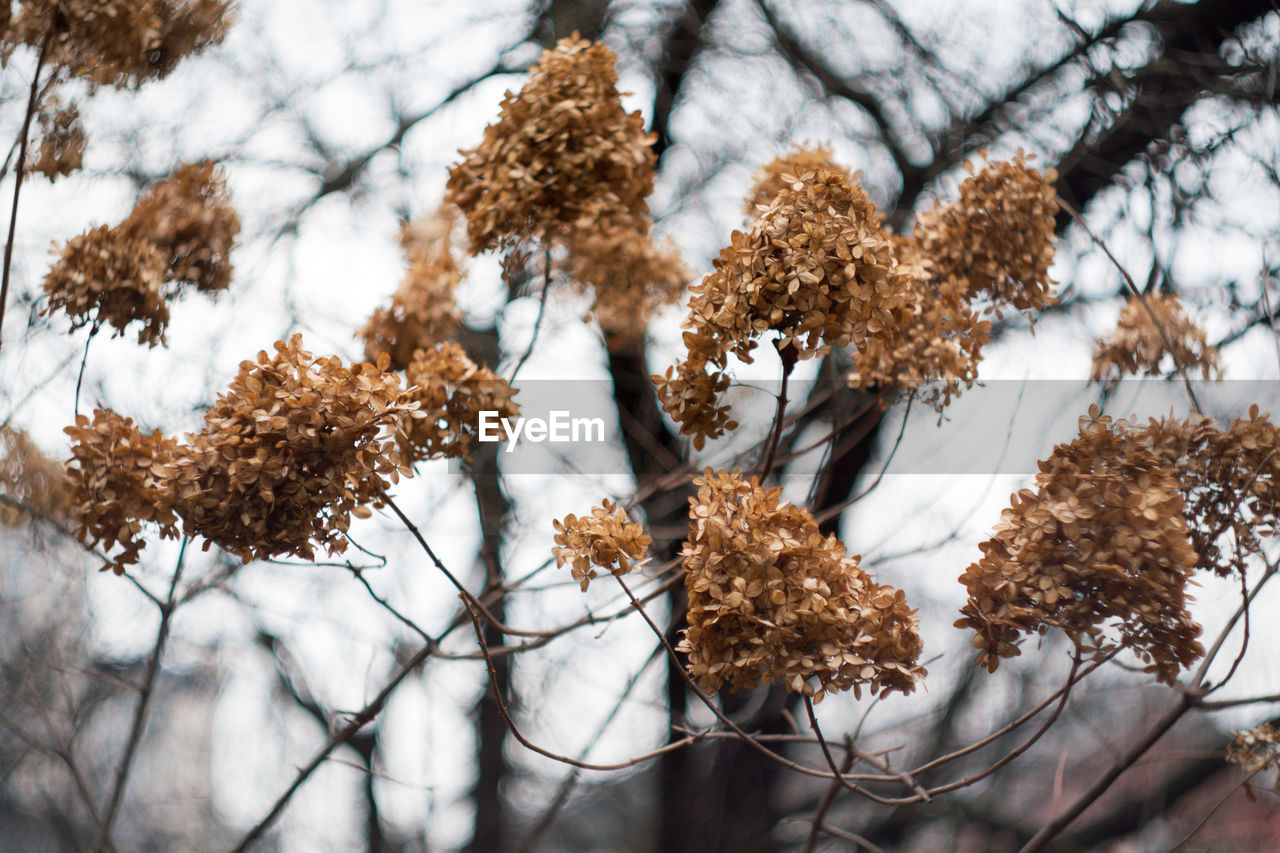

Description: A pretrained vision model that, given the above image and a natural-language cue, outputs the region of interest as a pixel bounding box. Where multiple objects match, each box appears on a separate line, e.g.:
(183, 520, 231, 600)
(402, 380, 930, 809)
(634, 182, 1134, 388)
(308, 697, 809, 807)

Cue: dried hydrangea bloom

(29, 100, 86, 181)
(168, 335, 416, 563)
(564, 216, 690, 349)
(848, 235, 991, 411)
(651, 355, 736, 451)
(957, 408, 1203, 685)
(120, 160, 239, 295)
(1227, 723, 1280, 789)
(552, 499, 651, 590)
(400, 341, 518, 462)
(0, 424, 70, 525)
(680, 470, 925, 700)
(41, 161, 238, 345)
(360, 209, 463, 370)
(1091, 293, 1219, 385)
(915, 153, 1058, 313)
(6, 0, 232, 89)
(657, 168, 913, 446)
(445, 36, 655, 254)
(42, 224, 170, 345)
(1142, 407, 1279, 578)
(743, 146, 849, 217)
(64, 409, 178, 572)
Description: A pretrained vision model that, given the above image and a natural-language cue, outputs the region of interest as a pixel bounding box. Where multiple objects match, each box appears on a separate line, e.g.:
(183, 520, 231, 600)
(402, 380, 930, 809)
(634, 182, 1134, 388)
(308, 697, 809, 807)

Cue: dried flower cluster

(564, 217, 690, 348)
(42, 160, 238, 346)
(0, 424, 70, 525)
(1142, 408, 1279, 578)
(64, 409, 178, 571)
(360, 208, 464, 370)
(400, 341, 518, 462)
(445, 36, 655, 254)
(656, 169, 914, 447)
(1091, 293, 1219, 385)
(29, 100, 85, 180)
(1226, 723, 1280, 790)
(5, 0, 232, 89)
(552, 499, 651, 590)
(743, 147, 849, 217)
(167, 335, 416, 563)
(914, 153, 1058, 312)
(958, 408, 1203, 684)
(680, 470, 925, 699)
(850, 155, 1057, 410)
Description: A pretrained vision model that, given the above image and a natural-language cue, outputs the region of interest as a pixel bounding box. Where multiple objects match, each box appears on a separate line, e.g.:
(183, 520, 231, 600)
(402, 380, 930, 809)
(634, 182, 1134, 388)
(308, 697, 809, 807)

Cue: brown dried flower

(120, 160, 239, 295)
(743, 146, 850, 217)
(43, 224, 170, 345)
(552, 499, 651, 591)
(167, 335, 416, 563)
(1226, 723, 1280, 790)
(360, 207, 463, 370)
(564, 216, 690, 349)
(6, 0, 232, 89)
(957, 407, 1203, 685)
(657, 168, 913, 446)
(42, 161, 238, 345)
(914, 153, 1058, 313)
(28, 99, 85, 181)
(1091, 293, 1219, 385)
(0, 423, 70, 525)
(445, 36, 655, 254)
(64, 409, 178, 571)
(680, 470, 925, 700)
(400, 341, 518, 463)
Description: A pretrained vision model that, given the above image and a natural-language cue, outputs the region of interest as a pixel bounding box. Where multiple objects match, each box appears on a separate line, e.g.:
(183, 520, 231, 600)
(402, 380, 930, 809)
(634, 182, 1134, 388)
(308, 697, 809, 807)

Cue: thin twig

(759, 342, 799, 477)
(509, 245, 552, 384)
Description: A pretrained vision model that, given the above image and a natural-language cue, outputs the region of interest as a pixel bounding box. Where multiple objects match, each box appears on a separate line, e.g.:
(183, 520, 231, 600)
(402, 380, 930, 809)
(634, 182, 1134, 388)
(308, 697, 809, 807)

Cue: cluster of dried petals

(1226, 723, 1280, 789)
(564, 217, 690, 349)
(64, 409, 178, 571)
(915, 153, 1058, 313)
(5, 0, 232, 89)
(167, 335, 415, 563)
(552, 499, 651, 591)
(743, 147, 849, 217)
(1142, 407, 1279, 577)
(400, 341, 518, 462)
(0, 424, 70, 525)
(29, 100, 85, 181)
(120, 160, 240, 295)
(1091, 293, 1219, 385)
(958, 407, 1203, 684)
(43, 225, 169, 345)
(360, 209, 463, 370)
(42, 161, 238, 346)
(657, 169, 914, 446)
(680, 470, 925, 699)
(848, 235, 991, 411)
(445, 36, 655, 254)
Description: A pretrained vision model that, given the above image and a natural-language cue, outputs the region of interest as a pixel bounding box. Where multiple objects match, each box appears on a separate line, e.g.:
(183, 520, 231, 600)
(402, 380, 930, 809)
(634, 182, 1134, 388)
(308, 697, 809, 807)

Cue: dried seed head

(1091, 293, 1219, 385)
(564, 216, 690, 349)
(658, 168, 913, 446)
(28, 99, 86, 181)
(6, 0, 232, 89)
(552, 499, 651, 590)
(167, 335, 416, 563)
(957, 407, 1203, 684)
(64, 409, 178, 571)
(680, 470, 925, 700)
(400, 341, 518, 463)
(445, 36, 655, 254)
(360, 206, 464, 370)
(1, 423, 71, 526)
(1226, 723, 1280, 790)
